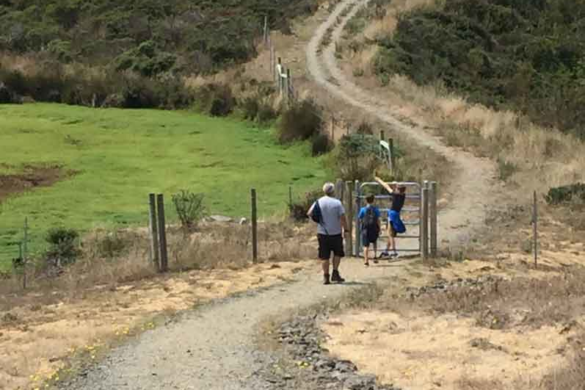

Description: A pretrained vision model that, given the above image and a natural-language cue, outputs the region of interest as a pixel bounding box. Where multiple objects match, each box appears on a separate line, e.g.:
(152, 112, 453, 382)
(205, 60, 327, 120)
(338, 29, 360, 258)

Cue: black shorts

(361, 228, 379, 247)
(318, 234, 345, 260)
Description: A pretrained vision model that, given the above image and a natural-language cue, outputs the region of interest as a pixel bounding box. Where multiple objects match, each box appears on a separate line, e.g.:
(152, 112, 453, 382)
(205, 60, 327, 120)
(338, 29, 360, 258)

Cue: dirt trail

(60, 2, 496, 389)
(307, 0, 496, 250)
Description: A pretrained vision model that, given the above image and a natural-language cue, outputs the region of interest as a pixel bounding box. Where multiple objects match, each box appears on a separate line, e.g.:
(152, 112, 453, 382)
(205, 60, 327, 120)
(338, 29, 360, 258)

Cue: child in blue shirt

(358, 194, 381, 266)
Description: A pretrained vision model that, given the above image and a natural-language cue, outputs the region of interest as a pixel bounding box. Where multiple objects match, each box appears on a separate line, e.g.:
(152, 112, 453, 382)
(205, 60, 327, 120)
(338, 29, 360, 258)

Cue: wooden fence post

(270, 46, 275, 81)
(263, 15, 268, 45)
(335, 179, 344, 201)
(251, 189, 258, 263)
(148, 194, 160, 271)
(347, 181, 354, 257)
(287, 68, 292, 102)
(22, 217, 28, 290)
(277, 57, 282, 92)
(421, 183, 429, 260)
(156, 194, 169, 272)
(331, 115, 335, 141)
(533, 190, 538, 269)
(430, 182, 438, 258)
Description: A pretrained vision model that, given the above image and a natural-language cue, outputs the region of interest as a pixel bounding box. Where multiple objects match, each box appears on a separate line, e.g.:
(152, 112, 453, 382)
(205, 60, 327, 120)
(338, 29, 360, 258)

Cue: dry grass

(322, 267, 585, 390)
(0, 221, 317, 390)
(1, 221, 315, 300)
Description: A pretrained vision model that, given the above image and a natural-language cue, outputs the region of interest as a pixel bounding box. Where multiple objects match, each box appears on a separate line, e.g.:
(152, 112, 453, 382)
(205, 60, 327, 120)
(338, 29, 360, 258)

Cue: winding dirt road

(61, 2, 496, 389)
(307, 0, 495, 250)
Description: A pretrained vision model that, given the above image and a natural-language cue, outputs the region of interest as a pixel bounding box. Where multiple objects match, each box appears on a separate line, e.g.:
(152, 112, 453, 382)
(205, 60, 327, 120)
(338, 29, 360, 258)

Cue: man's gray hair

(323, 182, 335, 196)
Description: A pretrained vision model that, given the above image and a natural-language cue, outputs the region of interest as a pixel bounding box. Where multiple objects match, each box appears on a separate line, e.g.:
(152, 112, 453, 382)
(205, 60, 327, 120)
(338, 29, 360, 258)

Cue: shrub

(289, 189, 322, 221)
(172, 190, 206, 233)
(497, 158, 517, 182)
(311, 133, 333, 156)
(545, 183, 585, 205)
(0, 64, 195, 109)
(279, 99, 323, 143)
(196, 83, 235, 117)
(356, 121, 374, 135)
(45, 228, 80, 267)
(328, 133, 384, 181)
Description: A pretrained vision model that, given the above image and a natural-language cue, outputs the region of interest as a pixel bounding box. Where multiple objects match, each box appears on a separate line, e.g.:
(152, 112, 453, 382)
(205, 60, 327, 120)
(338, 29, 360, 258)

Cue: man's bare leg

(322, 259, 331, 284)
(331, 256, 345, 283)
(364, 246, 370, 266)
(332, 256, 341, 271)
(322, 259, 330, 274)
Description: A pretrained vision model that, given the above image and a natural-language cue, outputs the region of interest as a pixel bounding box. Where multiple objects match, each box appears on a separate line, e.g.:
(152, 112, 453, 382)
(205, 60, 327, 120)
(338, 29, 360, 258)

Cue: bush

(311, 133, 333, 156)
(545, 183, 585, 205)
(45, 228, 80, 267)
(356, 121, 374, 135)
(196, 83, 236, 117)
(289, 189, 322, 221)
(497, 158, 518, 182)
(328, 133, 384, 181)
(0, 64, 195, 109)
(172, 190, 206, 233)
(279, 99, 323, 143)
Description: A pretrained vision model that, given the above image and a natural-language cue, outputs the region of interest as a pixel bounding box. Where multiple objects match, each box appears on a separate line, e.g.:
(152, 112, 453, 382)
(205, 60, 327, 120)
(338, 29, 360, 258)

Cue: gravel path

(61, 262, 415, 390)
(61, 2, 496, 389)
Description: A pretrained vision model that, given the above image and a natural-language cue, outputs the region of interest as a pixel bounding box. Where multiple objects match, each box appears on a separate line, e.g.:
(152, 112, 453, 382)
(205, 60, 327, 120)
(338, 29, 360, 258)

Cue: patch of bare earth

(0, 261, 315, 390)
(322, 262, 585, 390)
(0, 165, 71, 203)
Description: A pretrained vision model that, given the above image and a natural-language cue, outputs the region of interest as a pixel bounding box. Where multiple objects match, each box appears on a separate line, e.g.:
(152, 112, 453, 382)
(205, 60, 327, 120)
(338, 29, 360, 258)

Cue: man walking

(307, 182, 347, 285)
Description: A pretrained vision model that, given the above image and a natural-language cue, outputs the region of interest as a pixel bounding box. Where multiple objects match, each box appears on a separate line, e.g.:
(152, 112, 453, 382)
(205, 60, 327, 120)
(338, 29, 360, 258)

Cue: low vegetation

(0, 0, 318, 75)
(0, 103, 326, 270)
(375, 0, 585, 139)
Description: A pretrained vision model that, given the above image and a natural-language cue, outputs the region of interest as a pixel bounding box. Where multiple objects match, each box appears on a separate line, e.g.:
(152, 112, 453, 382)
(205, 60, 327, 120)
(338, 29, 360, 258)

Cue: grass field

(0, 104, 325, 270)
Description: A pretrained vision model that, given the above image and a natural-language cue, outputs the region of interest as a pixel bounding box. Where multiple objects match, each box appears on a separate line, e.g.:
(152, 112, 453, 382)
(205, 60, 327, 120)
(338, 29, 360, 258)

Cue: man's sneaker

(390, 252, 399, 258)
(324, 273, 331, 285)
(331, 270, 345, 283)
(380, 251, 390, 258)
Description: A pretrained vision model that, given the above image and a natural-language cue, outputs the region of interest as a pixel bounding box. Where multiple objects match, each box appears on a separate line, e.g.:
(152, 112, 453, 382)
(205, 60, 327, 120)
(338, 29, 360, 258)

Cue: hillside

(374, 0, 585, 138)
(0, 0, 317, 76)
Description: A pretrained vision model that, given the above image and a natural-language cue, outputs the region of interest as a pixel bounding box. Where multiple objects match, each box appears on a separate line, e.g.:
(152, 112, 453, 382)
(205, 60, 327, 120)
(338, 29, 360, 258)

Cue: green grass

(0, 103, 326, 269)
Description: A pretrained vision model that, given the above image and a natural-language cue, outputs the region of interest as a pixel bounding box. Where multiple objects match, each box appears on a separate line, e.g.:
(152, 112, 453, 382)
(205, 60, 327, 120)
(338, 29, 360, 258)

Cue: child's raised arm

(374, 176, 395, 194)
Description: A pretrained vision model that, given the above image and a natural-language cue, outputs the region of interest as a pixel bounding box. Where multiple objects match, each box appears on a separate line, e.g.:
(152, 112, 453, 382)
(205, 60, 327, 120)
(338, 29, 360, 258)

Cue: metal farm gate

(350, 180, 437, 258)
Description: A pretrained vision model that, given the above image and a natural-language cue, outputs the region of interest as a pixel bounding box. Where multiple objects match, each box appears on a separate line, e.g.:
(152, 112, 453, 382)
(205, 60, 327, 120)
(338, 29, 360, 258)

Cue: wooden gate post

(347, 181, 354, 257)
(354, 180, 361, 257)
(430, 181, 438, 258)
(251, 189, 258, 263)
(421, 183, 429, 260)
(156, 194, 169, 272)
(148, 194, 160, 271)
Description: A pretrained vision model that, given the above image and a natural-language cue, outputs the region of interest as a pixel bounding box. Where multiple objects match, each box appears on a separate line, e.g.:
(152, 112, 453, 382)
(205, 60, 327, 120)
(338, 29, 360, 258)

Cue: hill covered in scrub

(375, 0, 585, 138)
(0, 0, 317, 76)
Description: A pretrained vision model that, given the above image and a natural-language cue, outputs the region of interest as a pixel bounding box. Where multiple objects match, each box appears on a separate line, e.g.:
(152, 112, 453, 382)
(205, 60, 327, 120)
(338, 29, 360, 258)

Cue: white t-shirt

(310, 196, 345, 236)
